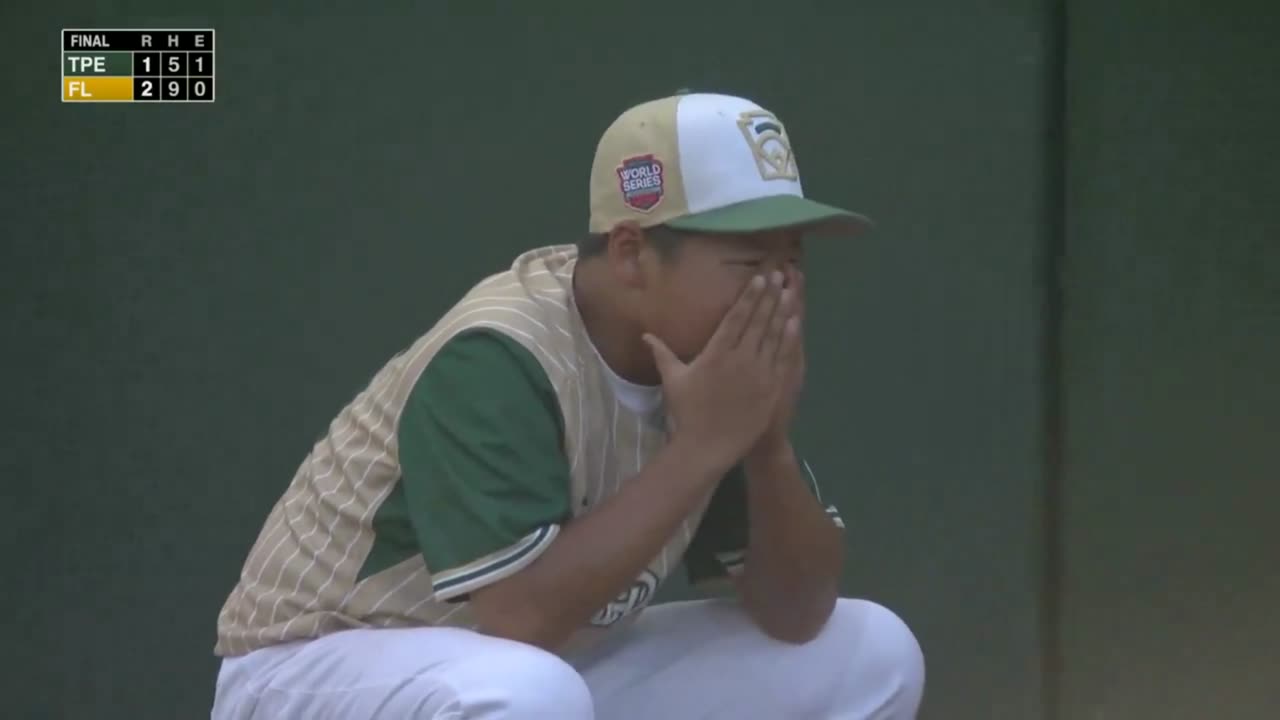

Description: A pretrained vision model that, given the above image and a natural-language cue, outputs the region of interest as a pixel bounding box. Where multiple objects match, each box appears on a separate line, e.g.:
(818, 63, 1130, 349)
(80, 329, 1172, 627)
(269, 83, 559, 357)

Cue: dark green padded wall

(5, 3, 1052, 717)
(1061, 1, 1280, 717)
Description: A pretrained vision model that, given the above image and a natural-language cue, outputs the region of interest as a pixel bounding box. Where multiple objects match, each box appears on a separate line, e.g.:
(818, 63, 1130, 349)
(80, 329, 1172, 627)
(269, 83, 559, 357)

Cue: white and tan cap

(588, 91, 872, 236)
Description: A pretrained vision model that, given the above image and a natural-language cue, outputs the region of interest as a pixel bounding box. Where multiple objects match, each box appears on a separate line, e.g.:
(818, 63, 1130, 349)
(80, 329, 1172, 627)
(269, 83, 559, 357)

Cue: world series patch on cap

(617, 154, 666, 213)
(588, 92, 873, 237)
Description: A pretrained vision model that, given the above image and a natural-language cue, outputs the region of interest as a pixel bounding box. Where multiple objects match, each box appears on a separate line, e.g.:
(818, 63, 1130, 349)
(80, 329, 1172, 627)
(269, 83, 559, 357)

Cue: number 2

(141, 80, 153, 97)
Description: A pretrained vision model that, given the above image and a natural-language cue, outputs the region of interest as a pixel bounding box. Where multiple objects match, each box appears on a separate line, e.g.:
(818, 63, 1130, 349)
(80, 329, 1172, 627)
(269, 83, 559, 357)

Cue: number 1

(194, 56, 204, 73)
(143, 56, 151, 73)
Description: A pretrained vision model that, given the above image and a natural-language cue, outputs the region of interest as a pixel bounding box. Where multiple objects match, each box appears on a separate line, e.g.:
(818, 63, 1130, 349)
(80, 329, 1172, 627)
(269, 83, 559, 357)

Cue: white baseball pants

(211, 597, 924, 719)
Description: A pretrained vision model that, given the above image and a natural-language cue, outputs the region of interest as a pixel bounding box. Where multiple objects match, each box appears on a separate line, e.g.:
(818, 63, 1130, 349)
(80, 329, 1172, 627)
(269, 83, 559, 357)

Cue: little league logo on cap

(616, 154, 665, 212)
(737, 110, 799, 182)
(587, 91, 873, 237)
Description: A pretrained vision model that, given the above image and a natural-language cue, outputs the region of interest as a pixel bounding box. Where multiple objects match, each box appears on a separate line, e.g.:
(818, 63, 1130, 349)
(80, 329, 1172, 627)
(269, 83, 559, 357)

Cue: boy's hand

(753, 268, 806, 458)
(643, 270, 801, 475)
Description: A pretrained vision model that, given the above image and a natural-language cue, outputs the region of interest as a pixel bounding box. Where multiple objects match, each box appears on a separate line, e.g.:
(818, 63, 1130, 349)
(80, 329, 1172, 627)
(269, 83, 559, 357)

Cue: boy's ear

(604, 222, 647, 288)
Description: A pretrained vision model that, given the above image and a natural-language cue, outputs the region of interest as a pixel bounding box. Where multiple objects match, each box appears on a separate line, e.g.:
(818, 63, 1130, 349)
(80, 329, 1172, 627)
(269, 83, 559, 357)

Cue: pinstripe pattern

(214, 245, 709, 657)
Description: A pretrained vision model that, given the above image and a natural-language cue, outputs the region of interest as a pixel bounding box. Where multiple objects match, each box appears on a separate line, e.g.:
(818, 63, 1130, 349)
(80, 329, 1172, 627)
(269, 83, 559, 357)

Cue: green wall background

(2, 2, 1274, 718)
(1059, 1, 1280, 717)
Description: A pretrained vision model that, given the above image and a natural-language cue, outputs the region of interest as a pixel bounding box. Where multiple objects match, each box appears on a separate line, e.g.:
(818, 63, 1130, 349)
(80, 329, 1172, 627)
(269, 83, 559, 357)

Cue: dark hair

(575, 225, 688, 262)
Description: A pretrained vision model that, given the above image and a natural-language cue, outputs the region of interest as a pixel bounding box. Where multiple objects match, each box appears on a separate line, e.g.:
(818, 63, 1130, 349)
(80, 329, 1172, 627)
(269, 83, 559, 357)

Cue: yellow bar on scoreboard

(63, 76, 133, 102)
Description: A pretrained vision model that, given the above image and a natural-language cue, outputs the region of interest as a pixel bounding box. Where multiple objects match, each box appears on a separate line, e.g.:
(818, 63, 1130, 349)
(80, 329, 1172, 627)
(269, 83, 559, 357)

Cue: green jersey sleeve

(389, 329, 572, 602)
(683, 450, 843, 588)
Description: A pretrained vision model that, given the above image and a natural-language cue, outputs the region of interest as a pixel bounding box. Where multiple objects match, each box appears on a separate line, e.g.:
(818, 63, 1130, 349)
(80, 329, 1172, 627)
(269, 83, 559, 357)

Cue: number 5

(168, 56, 180, 73)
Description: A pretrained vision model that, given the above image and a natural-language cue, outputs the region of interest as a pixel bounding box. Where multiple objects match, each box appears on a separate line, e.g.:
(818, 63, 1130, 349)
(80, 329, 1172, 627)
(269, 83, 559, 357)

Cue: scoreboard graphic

(62, 29, 215, 103)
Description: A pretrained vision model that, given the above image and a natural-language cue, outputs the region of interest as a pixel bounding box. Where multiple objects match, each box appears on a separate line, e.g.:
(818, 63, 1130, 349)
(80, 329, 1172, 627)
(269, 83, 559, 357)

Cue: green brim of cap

(663, 194, 873, 236)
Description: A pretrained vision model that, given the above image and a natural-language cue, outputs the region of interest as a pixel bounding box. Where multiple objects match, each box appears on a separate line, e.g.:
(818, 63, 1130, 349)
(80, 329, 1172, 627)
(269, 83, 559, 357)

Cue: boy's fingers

(707, 274, 767, 354)
(642, 333, 683, 379)
(775, 316, 803, 379)
(793, 269, 806, 318)
(742, 270, 784, 352)
(764, 286, 793, 363)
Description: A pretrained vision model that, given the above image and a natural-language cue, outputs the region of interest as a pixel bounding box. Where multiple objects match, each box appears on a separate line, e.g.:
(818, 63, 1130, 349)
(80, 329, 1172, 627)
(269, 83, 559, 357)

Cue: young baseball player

(211, 91, 925, 719)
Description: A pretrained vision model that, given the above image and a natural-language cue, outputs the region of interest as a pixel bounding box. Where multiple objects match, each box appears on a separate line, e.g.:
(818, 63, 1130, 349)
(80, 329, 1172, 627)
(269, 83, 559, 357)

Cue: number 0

(193, 80, 207, 97)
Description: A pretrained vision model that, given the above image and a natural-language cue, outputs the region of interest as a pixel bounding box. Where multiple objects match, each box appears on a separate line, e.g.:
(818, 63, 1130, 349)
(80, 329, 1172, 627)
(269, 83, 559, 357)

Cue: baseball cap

(588, 91, 872, 236)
